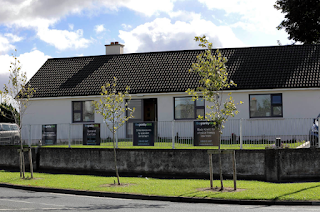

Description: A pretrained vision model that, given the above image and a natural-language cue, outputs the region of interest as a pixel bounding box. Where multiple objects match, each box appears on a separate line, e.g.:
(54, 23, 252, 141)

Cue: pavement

(1, 182, 320, 206)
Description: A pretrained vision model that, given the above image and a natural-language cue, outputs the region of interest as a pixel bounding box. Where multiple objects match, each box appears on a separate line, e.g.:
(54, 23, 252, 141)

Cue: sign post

(207, 149, 237, 190)
(133, 122, 155, 146)
(83, 123, 101, 145)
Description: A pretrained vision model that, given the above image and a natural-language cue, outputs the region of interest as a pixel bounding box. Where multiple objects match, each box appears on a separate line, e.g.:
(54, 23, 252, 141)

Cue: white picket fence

(19, 118, 316, 149)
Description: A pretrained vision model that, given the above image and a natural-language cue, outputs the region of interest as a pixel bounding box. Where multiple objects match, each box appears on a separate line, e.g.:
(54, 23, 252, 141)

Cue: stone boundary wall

(0, 147, 319, 182)
(0, 147, 37, 171)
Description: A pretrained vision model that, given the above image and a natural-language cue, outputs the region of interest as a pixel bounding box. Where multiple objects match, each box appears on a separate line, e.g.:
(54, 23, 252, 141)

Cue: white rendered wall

(224, 89, 320, 119)
(21, 89, 320, 144)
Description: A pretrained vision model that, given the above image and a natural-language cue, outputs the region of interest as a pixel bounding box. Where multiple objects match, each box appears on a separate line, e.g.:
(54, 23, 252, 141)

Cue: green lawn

(1, 170, 320, 201)
(42, 141, 306, 150)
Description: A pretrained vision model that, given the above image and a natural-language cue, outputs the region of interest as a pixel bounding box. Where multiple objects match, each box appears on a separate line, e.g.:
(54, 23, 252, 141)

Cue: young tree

(93, 77, 134, 185)
(0, 49, 36, 179)
(186, 35, 242, 190)
(274, 0, 320, 44)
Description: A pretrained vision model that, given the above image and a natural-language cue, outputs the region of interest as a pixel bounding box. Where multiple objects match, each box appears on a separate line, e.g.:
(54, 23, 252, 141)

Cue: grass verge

(1, 170, 320, 201)
(41, 141, 306, 149)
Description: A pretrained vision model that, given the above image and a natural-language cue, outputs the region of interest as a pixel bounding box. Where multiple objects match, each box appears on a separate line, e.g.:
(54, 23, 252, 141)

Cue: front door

(126, 98, 157, 138)
(143, 98, 157, 122)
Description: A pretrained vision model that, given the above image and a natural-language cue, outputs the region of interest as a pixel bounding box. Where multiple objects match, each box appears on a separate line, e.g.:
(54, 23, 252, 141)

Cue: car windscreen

(2, 124, 11, 131)
(10, 125, 18, 131)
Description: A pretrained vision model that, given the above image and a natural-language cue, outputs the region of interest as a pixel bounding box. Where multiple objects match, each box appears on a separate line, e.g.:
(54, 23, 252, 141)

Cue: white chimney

(105, 41, 124, 55)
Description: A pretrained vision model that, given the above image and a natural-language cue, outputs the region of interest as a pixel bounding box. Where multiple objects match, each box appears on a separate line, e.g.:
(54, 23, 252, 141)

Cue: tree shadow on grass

(1, 176, 39, 183)
(273, 184, 320, 201)
(177, 190, 204, 198)
(177, 187, 239, 198)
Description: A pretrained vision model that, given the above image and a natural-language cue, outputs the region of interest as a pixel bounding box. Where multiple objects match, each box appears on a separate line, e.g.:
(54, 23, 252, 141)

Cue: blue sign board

(133, 122, 155, 146)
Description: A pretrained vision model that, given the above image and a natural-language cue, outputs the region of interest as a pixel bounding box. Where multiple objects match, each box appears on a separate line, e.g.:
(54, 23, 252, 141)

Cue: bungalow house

(21, 43, 320, 145)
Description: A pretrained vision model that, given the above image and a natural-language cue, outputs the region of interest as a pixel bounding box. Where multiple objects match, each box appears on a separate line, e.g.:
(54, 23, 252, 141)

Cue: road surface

(0, 187, 319, 212)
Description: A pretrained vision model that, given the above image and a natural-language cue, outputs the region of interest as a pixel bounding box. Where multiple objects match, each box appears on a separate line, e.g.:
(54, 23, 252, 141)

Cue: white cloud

(0, 0, 176, 26)
(4, 33, 23, 42)
(94, 24, 106, 33)
(0, 0, 176, 51)
(8, 18, 92, 51)
(0, 35, 15, 54)
(119, 17, 244, 53)
(68, 23, 74, 30)
(19, 50, 51, 80)
(0, 50, 51, 94)
(121, 24, 132, 30)
(168, 11, 201, 22)
(0, 33, 24, 54)
(0, 54, 12, 76)
(198, 0, 285, 34)
(115, 0, 175, 16)
(230, 22, 256, 32)
(37, 27, 92, 51)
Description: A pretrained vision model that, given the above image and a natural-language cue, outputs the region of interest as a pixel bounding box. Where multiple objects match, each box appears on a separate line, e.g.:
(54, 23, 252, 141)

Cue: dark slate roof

(28, 45, 320, 98)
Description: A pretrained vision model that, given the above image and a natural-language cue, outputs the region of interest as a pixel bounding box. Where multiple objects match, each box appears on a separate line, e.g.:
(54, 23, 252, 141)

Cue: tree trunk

(219, 133, 223, 190)
(19, 118, 25, 179)
(209, 154, 213, 189)
(219, 149, 223, 190)
(19, 150, 22, 178)
(19, 132, 22, 178)
(112, 124, 120, 185)
(20, 139, 25, 179)
(29, 148, 33, 179)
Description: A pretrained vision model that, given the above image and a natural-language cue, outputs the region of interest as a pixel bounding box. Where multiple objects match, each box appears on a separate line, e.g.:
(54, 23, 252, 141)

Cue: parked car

(309, 114, 320, 147)
(0, 123, 20, 145)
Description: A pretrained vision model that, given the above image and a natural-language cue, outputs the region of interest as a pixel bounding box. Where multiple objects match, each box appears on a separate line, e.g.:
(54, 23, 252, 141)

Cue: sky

(0, 0, 291, 93)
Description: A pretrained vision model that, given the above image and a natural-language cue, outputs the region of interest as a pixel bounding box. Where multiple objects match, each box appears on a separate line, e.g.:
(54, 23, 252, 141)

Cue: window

(127, 99, 142, 120)
(174, 97, 205, 120)
(249, 94, 282, 118)
(72, 101, 94, 122)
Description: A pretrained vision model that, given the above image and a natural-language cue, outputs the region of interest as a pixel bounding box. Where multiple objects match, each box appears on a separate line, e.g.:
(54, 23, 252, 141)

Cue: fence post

(318, 118, 320, 148)
(68, 123, 71, 148)
(28, 125, 31, 147)
(240, 118, 243, 150)
(172, 120, 175, 149)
